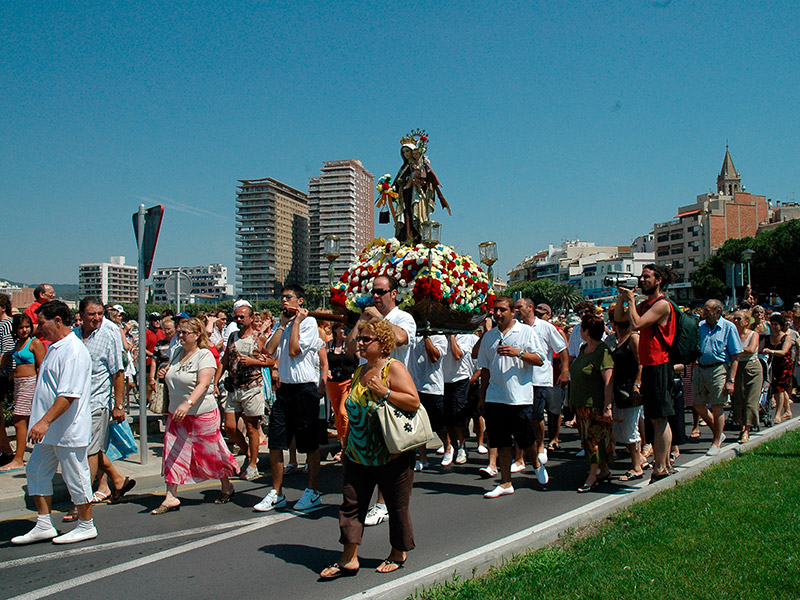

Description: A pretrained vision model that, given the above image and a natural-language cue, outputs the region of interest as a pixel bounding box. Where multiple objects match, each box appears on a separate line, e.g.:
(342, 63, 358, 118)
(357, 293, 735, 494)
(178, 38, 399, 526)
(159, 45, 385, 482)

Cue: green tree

(505, 280, 584, 312)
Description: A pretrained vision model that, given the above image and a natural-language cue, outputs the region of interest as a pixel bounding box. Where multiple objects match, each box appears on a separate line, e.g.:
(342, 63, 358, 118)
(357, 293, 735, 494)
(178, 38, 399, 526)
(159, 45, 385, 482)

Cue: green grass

(416, 429, 800, 600)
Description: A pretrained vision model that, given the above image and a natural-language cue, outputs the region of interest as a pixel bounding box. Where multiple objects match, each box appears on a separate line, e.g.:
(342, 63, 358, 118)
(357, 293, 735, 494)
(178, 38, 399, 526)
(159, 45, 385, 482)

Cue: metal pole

(177, 268, 181, 316)
(137, 205, 148, 465)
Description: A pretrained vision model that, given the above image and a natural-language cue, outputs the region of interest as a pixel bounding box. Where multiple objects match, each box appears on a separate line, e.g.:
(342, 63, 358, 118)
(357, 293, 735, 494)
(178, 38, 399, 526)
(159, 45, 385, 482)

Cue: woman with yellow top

(320, 318, 420, 580)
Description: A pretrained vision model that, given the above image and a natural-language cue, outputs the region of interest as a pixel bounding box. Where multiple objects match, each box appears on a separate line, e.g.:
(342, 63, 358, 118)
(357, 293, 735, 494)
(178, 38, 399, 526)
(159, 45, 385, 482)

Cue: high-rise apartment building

(652, 147, 769, 303)
(235, 178, 309, 299)
(151, 264, 232, 303)
(78, 256, 138, 304)
(308, 159, 374, 286)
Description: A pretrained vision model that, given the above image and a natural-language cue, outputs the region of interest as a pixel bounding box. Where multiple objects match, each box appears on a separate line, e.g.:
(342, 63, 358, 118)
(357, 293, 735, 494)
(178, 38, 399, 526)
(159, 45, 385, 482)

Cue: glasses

(281, 294, 295, 299)
(371, 288, 391, 296)
(233, 314, 247, 320)
(356, 336, 376, 344)
(177, 330, 194, 336)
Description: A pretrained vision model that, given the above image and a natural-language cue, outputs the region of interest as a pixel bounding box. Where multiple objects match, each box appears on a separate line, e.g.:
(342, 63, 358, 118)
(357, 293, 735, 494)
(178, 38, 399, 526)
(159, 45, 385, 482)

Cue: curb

(341, 417, 800, 600)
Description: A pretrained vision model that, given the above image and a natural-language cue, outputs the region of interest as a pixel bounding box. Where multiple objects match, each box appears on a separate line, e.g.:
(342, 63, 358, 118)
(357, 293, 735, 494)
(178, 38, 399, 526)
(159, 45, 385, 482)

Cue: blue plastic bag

(105, 419, 139, 461)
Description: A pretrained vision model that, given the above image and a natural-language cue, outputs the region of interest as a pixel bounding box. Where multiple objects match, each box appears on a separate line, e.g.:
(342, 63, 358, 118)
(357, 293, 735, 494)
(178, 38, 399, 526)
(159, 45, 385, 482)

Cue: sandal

(62, 507, 79, 522)
(151, 503, 181, 515)
(649, 470, 671, 484)
(376, 558, 405, 573)
(283, 463, 297, 475)
(619, 471, 644, 481)
(91, 491, 111, 504)
(215, 488, 236, 504)
(547, 442, 561, 451)
(690, 429, 701, 438)
(319, 563, 359, 580)
(109, 477, 136, 504)
(577, 480, 598, 493)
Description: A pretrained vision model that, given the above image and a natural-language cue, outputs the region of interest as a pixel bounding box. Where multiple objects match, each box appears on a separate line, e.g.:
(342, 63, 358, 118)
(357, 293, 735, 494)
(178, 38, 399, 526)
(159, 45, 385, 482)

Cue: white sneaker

(510, 462, 526, 473)
(455, 448, 468, 464)
(538, 450, 548, 466)
(254, 488, 286, 512)
(52, 525, 98, 545)
(241, 465, 260, 481)
(576, 449, 586, 457)
(479, 466, 498, 478)
(707, 433, 727, 456)
(484, 484, 514, 499)
(477, 444, 488, 454)
(441, 447, 454, 466)
(536, 464, 550, 485)
(11, 525, 58, 545)
(436, 444, 445, 455)
(414, 460, 427, 472)
(364, 503, 389, 526)
(293, 488, 321, 512)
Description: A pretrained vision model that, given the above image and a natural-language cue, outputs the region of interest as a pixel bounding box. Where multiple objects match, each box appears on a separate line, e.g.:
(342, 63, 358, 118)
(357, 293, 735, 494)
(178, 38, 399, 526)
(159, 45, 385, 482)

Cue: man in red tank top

(615, 265, 675, 483)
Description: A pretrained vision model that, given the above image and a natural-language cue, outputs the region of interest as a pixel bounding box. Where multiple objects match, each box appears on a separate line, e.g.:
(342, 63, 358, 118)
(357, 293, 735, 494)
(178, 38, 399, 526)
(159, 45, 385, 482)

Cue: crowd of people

(2, 271, 799, 580)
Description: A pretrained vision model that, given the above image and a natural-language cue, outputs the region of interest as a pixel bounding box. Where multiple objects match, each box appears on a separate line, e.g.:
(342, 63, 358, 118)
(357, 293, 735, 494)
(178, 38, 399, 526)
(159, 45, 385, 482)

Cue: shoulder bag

(374, 360, 434, 453)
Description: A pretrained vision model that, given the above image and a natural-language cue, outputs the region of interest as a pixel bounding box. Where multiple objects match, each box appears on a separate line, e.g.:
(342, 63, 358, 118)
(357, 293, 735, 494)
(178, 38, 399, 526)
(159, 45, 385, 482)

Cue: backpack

(658, 297, 701, 365)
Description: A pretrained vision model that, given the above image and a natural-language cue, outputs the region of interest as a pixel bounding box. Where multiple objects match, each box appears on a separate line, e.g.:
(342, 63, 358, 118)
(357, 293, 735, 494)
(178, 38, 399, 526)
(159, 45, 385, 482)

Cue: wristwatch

(519, 349, 524, 359)
(727, 377, 735, 383)
(382, 389, 391, 400)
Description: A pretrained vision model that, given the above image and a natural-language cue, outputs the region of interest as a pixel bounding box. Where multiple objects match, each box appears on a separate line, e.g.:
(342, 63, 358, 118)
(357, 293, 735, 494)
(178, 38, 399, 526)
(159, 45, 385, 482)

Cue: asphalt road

(0, 416, 769, 600)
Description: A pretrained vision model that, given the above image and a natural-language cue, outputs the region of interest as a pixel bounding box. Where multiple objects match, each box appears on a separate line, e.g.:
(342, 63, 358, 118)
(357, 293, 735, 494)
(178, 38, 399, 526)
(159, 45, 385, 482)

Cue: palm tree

(551, 283, 583, 312)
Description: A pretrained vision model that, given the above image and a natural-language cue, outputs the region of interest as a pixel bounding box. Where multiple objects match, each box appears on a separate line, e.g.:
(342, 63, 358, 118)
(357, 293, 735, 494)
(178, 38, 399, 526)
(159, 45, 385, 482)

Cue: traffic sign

(164, 272, 193, 300)
(132, 205, 164, 279)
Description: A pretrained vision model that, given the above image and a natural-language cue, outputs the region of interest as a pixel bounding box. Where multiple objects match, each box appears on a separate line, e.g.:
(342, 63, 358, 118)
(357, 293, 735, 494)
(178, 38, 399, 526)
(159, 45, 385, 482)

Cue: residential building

(78, 256, 138, 304)
(236, 177, 309, 300)
(757, 201, 800, 234)
(652, 147, 769, 303)
(507, 240, 621, 286)
(151, 264, 232, 304)
(308, 159, 374, 287)
(580, 252, 655, 302)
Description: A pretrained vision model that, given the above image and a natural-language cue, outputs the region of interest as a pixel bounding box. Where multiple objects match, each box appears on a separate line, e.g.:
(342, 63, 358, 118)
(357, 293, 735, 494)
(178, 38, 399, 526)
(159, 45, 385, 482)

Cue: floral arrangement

(331, 237, 493, 315)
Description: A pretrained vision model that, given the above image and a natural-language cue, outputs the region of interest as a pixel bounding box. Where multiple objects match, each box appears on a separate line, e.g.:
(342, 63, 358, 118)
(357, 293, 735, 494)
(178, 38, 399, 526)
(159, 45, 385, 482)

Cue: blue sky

(2, 1, 798, 289)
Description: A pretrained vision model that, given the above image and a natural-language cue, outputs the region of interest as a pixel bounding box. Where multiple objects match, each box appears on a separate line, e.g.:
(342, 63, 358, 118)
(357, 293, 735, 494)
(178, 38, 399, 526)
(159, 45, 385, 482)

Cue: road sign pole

(137, 205, 148, 465)
(177, 268, 181, 315)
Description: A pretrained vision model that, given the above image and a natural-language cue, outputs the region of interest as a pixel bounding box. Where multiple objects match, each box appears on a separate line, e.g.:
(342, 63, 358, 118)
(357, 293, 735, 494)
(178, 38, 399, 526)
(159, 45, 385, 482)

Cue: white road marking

(6, 507, 322, 600)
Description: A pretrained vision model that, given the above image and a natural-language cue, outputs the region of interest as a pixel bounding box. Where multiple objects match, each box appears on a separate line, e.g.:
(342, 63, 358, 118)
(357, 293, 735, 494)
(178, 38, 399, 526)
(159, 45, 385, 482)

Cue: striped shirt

(73, 320, 124, 412)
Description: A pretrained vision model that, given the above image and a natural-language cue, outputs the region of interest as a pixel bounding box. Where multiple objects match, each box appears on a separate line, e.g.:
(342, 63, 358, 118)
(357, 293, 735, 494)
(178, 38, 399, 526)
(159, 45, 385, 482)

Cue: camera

(603, 272, 639, 289)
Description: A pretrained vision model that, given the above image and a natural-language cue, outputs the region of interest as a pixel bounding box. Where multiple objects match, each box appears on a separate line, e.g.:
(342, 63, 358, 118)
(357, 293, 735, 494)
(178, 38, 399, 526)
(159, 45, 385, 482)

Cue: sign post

(133, 204, 164, 464)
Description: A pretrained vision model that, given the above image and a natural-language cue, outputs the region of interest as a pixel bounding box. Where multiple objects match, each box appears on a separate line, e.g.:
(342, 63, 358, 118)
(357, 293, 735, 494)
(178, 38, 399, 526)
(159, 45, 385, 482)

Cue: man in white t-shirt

(442, 333, 479, 465)
(407, 334, 448, 470)
(511, 299, 569, 484)
(476, 296, 545, 499)
(13, 301, 97, 545)
(256, 285, 322, 513)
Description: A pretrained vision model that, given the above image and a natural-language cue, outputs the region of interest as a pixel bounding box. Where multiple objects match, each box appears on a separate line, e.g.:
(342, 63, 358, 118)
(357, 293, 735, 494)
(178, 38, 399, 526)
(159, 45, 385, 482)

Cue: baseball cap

(113, 304, 125, 314)
(535, 303, 552, 314)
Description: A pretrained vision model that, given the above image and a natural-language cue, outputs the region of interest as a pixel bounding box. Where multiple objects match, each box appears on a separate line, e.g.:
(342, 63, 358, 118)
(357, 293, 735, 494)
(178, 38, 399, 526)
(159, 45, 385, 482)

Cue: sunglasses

(372, 288, 391, 296)
(177, 330, 194, 336)
(356, 336, 376, 344)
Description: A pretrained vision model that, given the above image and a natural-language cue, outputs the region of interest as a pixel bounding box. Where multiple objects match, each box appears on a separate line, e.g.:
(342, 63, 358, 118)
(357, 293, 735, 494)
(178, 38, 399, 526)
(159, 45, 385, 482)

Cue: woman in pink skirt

(152, 317, 239, 514)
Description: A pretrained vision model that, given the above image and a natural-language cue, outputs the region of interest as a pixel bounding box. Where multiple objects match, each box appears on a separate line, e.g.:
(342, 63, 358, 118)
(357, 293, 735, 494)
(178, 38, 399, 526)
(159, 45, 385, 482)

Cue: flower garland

(331, 237, 493, 314)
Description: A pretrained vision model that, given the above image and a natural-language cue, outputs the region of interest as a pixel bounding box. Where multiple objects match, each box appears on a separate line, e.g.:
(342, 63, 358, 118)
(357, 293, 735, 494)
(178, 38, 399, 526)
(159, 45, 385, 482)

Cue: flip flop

(214, 489, 236, 504)
(319, 563, 359, 580)
(376, 558, 405, 573)
(283, 463, 297, 475)
(109, 477, 136, 504)
(619, 471, 644, 481)
(0, 466, 25, 473)
(546, 442, 561, 451)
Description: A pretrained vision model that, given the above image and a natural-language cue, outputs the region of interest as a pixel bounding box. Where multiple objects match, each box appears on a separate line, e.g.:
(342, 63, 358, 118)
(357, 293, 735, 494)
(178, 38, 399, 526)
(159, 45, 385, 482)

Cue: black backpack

(654, 297, 701, 365)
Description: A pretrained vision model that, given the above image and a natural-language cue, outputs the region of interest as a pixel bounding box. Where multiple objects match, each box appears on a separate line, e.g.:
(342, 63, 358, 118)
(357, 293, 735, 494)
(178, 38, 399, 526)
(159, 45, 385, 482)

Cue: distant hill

(0, 279, 80, 301)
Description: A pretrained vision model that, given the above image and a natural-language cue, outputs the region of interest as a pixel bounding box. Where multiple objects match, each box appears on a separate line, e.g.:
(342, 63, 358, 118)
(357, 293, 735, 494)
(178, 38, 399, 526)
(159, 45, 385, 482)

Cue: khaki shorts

(87, 407, 110, 455)
(692, 363, 729, 406)
(225, 385, 265, 417)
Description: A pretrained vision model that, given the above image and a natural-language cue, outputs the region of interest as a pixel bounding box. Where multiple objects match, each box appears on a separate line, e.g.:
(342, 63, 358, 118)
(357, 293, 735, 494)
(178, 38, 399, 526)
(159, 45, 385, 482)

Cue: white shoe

(414, 460, 427, 472)
(294, 488, 321, 512)
(455, 448, 468, 464)
(441, 447, 454, 466)
(536, 464, 550, 485)
(436, 444, 445, 455)
(707, 433, 727, 456)
(576, 449, 586, 458)
(484, 484, 514, 499)
(479, 466, 498, 478)
(254, 488, 286, 512)
(510, 462, 526, 473)
(364, 503, 389, 526)
(11, 525, 57, 545)
(537, 450, 548, 466)
(52, 526, 98, 545)
(477, 444, 488, 454)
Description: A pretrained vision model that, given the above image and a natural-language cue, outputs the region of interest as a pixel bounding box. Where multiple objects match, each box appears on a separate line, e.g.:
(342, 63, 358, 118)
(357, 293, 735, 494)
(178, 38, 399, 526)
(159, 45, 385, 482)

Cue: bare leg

(243, 416, 261, 470)
(497, 446, 514, 487)
(650, 417, 672, 474)
(224, 411, 248, 457)
(306, 449, 320, 491)
(269, 448, 284, 495)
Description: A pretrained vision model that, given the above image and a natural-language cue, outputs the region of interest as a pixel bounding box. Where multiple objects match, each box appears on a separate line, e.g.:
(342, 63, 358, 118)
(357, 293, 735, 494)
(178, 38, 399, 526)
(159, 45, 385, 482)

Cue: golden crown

(399, 129, 428, 151)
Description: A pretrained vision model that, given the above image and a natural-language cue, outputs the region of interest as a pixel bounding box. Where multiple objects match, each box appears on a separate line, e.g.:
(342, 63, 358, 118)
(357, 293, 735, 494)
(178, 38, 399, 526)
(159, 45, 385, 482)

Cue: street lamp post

(479, 241, 498, 290)
(742, 248, 755, 288)
(324, 235, 341, 309)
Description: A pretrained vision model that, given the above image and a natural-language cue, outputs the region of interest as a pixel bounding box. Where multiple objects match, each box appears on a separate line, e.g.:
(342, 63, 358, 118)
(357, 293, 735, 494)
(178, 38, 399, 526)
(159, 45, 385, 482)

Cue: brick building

(653, 147, 769, 303)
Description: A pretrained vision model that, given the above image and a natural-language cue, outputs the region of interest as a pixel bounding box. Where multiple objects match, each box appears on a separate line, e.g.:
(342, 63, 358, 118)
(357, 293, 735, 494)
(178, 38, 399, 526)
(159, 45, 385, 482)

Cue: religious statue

(380, 129, 451, 244)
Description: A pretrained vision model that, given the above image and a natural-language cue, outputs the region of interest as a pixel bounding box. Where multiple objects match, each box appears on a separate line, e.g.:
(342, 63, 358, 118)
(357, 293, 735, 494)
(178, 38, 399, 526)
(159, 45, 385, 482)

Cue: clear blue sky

(2, 1, 798, 289)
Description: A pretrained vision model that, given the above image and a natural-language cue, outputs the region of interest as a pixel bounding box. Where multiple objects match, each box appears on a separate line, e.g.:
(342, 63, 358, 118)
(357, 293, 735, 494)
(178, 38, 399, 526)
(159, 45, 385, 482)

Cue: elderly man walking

(694, 299, 742, 456)
(12, 301, 97, 545)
